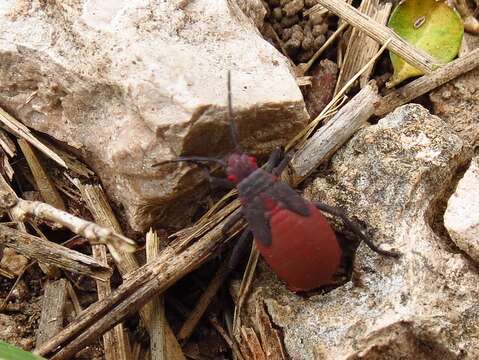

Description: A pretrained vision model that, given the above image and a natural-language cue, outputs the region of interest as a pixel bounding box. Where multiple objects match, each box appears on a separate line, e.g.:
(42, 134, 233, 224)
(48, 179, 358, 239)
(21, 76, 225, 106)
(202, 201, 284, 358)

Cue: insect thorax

(237, 169, 276, 200)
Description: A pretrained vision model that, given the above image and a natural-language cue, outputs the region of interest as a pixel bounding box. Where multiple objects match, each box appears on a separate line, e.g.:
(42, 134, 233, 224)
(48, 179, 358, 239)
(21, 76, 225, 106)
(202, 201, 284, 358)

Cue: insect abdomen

(255, 203, 342, 292)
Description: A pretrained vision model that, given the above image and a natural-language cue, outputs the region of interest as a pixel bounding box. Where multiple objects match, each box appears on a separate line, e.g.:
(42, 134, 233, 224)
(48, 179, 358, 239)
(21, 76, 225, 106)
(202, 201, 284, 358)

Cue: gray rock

(241, 105, 479, 359)
(0, 0, 308, 231)
(444, 157, 479, 262)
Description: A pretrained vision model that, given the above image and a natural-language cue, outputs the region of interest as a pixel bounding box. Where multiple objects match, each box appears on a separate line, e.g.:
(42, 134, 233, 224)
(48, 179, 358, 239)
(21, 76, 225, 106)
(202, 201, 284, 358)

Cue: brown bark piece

(36, 279, 68, 347)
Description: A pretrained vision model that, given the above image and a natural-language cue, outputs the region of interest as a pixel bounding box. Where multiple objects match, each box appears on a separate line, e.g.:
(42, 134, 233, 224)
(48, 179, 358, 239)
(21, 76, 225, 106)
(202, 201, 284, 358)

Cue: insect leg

(313, 202, 400, 258)
(264, 147, 284, 172)
(228, 228, 253, 271)
(271, 152, 293, 176)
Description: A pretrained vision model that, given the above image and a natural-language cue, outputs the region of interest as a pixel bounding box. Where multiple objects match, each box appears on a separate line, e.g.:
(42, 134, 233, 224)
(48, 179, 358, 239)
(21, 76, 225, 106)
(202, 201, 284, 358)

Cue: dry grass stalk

(46, 143, 94, 178)
(304, 4, 328, 17)
(93, 244, 129, 360)
(302, 23, 349, 75)
(335, 0, 393, 92)
(317, 0, 441, 73)
(290, 82, 380, 185)
(254, 302, 286, 360)
(0, 267, 15, 279)
(233, 243, 260, 335)
(36, 279, 68, 347)
(2, 155, 14, 180)
(0, 129, 16, 157)
(375, 47, 479, 116)
(0, 224, 112, 281)
(146, 229, 167, 360)
(210, 315, 245, 360)
(0, 106, 66, 168)
(35, 209, 243, 359)
(240, 327, 266, 360)
(289, 40, 389, 152)
(18, 138, 66, 211)
(177, 256, 231, 343)
(173, 196, 239, 252)
(65, 280, 82, 315)
(72, 180, 138, 275)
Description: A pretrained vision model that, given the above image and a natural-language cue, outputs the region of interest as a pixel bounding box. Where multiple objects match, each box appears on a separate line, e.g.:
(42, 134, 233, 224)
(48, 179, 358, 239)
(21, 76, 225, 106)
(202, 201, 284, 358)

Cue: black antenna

(152, 156, 226, 168)
(227, 71, 241, 153)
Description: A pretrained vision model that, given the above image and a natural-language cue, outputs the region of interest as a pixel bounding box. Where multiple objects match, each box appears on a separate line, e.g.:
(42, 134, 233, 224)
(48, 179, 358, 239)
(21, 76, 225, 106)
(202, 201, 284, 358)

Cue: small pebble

(309, 12, 324, 26)
(283, 0, 304, 17)
(282, 27, 293, 41)
(272, 7, 283, 21)
(305, 0, 319, 7)
(312, 23, 328, 37)
(302, 35, 314, 50)
(313, 34, 326, 50)
(281, 14, 299, 27)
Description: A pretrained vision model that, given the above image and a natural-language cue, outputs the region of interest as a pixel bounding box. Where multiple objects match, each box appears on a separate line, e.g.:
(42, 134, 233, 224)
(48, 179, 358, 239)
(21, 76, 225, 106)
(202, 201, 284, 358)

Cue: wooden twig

(375, 47, 479, 116)
(317, 0, 441, 73)
(0, 224, 112, 281)
(232, 243, 260, 335)
(35, 209, 243, 359)
(209, 316, 244, 360)
(65, 281, 82, 315)
(177, 257, 230, 343)
(254, 302, 286, 360)
(146, 229, 167, 360)
(240, 327, 265, 360)
(18, 139, 66, 211)
(0, 175, 136, 255)
(0, 106, 66, 168)
(36, 279, 68, 347)
(0, 267, 15, 279)
(93, 244, 129, 360)
(72, 180, 138, 277)
(0, 129, 16, 158)
(290, 82, 380, 185)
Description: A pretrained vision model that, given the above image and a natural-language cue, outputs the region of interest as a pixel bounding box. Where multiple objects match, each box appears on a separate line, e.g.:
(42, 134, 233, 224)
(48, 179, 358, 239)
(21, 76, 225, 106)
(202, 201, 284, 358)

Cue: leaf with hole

(387, 0, 464, 87)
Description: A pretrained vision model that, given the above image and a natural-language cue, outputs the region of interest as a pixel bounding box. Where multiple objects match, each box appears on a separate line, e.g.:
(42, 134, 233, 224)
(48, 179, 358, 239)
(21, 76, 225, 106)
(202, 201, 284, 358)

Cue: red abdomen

(255, 203, 342, 292)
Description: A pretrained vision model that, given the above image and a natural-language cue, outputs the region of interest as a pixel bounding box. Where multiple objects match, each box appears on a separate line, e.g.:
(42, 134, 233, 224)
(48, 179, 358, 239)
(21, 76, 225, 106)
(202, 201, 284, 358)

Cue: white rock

(0, 0, 308, 231)
(445, 157, 479, 262)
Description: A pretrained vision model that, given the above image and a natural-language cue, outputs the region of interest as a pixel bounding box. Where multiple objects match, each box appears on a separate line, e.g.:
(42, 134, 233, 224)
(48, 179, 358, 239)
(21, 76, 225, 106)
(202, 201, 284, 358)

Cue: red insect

(155, 72, 398, 292)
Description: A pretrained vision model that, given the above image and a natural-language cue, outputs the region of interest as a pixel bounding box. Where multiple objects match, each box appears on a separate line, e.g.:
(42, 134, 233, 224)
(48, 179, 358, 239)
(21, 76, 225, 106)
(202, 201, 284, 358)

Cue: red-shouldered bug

(154, 72, 399, 292)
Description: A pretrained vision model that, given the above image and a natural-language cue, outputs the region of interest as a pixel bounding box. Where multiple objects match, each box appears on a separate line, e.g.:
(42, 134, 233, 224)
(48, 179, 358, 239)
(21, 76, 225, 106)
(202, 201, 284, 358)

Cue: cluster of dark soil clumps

(264, 0, 335, 63)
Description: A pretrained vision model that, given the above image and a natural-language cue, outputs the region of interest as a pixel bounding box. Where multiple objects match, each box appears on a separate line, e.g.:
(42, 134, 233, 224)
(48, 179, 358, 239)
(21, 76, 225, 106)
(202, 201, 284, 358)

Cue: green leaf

(388, 0, 464, 87)
(0, 341, 46, 360)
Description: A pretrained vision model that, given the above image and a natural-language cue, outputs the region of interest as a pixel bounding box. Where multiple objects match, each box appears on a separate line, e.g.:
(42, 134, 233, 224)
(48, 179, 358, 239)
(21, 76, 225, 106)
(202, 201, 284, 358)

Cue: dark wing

(265, 181, 310, 217)
(242, 196, 272, 246)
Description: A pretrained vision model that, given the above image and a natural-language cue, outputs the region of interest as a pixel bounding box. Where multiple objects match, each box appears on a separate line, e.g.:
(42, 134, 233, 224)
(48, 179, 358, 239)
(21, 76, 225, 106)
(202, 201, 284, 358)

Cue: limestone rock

(444, 157, 479, 262)
(0, 0, 308, 231)
(241, 105, 478, 359)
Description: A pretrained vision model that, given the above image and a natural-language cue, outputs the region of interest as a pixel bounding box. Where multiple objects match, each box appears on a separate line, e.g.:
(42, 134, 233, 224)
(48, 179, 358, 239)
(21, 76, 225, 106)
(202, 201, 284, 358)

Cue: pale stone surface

(242, 105, 479, 359)
(444, 157, 479, 262)
(0, 0, 308, 231)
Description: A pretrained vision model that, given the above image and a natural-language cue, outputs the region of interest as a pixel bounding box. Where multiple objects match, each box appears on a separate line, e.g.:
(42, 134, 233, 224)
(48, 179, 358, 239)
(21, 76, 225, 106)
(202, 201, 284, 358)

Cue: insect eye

(228, 175, 237, 182)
